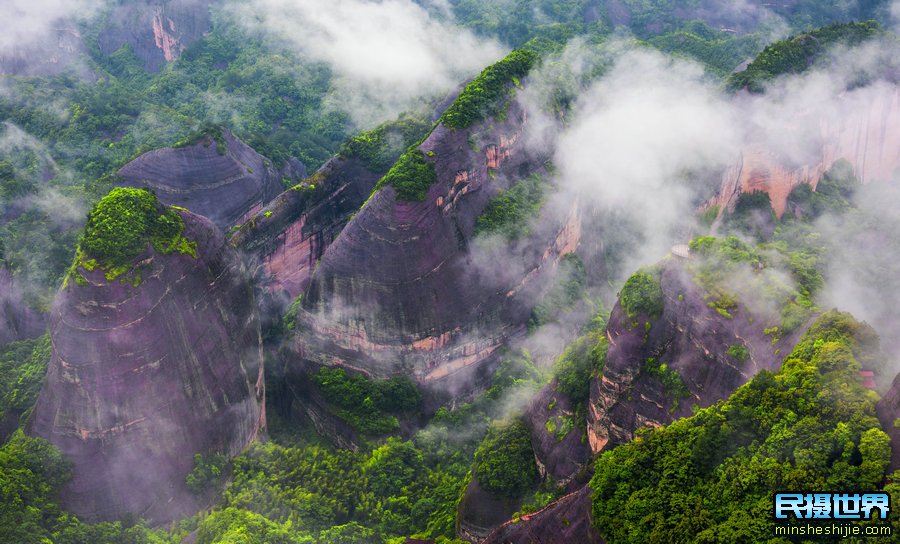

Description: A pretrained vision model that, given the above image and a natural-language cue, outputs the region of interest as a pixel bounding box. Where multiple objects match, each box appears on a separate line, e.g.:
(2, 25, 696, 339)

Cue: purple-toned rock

(231, 154, 381, 300)
(526, 381, 592, 486)
(118, 129, 294, 230)
(587, 259, 808, 454)
(28, 209, 265, 523)
(292, 98, 579, 394)
(457, 477, 525, 543)
(482, 485, 603, 544)
(98, 0, 215, 72)
(0, 0, 215, 76)
(0, 268, 45, 345)
(877, 372, 900, 471)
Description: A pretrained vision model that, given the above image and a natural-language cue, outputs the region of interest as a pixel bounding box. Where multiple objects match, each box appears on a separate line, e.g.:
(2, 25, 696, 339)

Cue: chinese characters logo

(775, 493, 890, 521)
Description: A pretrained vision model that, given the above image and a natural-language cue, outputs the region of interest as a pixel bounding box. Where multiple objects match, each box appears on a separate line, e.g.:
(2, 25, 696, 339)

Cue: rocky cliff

(586, 258, 806, 454)
(98, 0, 214, 72)
(28, 203, 264, 524)
(707, 84, 900, 218)
(118, 129, 296, 230)
(291, 98, 578, 395)
(0, 0, 214, 76)
(457, 477, 527, 543)
(0, 268, 45, 345)
(877, 372, 900, 471)
(0, 24, 85, 77)
(230, 155, 381, 300)
(525, 381, 592, 485)
(481, 486, 603, 544)
(457, 381, 593, 542)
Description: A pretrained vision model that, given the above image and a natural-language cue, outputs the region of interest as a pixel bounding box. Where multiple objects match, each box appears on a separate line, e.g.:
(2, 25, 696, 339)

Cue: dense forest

(2, 1, 900, 543)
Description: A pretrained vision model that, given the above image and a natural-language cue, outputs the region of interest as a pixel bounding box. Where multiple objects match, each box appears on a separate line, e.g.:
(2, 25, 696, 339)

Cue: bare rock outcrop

(586, 260, 806, 454)
(28, 208, 265, 524)
(291, 98, 578, 394)
(0, 268, 45, 345)
(118, 129, 294, 230)
(457, 478, 525, 543)
(482, 485, 603, 544)
(0, 0, 214, 76)
(877, 372, 900, 471)
(98, 0, 214, 72)
(707, 84, 900, 218)
(525, 382, 592, 486)
(231, 155, 380, 299)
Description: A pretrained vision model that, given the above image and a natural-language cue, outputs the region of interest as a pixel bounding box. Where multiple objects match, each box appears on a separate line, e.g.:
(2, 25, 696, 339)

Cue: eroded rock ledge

(28, 210, 265, 524)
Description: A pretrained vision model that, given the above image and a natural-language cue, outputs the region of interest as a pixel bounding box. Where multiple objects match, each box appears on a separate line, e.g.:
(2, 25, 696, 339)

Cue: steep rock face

(458, 383, 593, 543)
(457, 478, 525, 543)
(0, 0, 214, 76)
(708, 85, 900, 217)
(28, 210, 265, 523)
(586, 259, 805, 454)
(231, 155, 379, 299)
(526, 382, 592, 485)
(118, 130, 295, 230)
(292, 99, 579, 393)
(0, 269, 45, 345)
(877, 373, 900, 471)
(98, 0, 215, 72)
(482, 485, 603, 544)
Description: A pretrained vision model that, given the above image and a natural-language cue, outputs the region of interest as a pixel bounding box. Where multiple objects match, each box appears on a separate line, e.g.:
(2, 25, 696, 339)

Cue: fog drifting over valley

(231, 0, 506, 127)
(500, 33, 900, 372)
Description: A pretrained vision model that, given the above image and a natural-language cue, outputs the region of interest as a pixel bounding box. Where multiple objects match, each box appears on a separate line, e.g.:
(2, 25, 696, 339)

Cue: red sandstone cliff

(28, 209, 265, 524)
(708, 85, 900, 218)
(118, 129, 296, 230)
(291, 98, 580, 394)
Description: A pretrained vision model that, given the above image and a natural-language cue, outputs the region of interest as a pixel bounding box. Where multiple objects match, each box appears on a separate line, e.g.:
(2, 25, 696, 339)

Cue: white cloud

(231, 0, 506, 126)
(552, 47, 741, 270)
(0, 0, 104, 51)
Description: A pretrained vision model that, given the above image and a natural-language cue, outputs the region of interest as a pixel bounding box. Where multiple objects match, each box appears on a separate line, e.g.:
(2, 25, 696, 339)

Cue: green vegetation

(786, 159, 859, 219)
(648, 26, 760, 77)
(687, 235, 819, 334)
(339, 116, 432, 173)
(545, 414, 575, 442)
(620, 271, 664, 319)
(0, 335, 51, 434)
(552, 319, 608, 406)
(196, 508, 296, 544)
(373, 147, 437, 202)
(474, 420, 539, 498)
(281, 295, 303, 334)
(475, 173, 547, 239)
(221, 436, 473, 542)
(173, 123, 227, 155)
(591, 311, 890, 543)
(642, 357, 689, 400)
(726, 343, 750, 363)
(186, 452, 227, 495)
(727, 21, 882, 92)
(313, 367, 421, 435)
(72, 188, 196, 283)
(529, 254, 589, 331)
(724, 190, 776, 241)
(441, 50, 538, 130)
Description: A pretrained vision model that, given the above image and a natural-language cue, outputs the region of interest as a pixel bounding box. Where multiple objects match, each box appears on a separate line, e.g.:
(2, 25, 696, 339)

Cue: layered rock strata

(118, 129, 295, 230)
(28, 210, 265, 523)
(708, 85, 900, 217)
(292, 98, 578, 393)
(586, 260, 806, 454)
